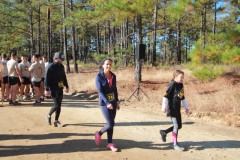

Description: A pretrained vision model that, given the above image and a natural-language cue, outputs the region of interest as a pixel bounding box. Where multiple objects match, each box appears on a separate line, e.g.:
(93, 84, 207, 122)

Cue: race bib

(106, 92, 115, 102)
(58, 81, 64, 88)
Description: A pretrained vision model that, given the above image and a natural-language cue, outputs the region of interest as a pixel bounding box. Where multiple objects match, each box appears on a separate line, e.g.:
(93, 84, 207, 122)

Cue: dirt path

(0, 93, 239, 160)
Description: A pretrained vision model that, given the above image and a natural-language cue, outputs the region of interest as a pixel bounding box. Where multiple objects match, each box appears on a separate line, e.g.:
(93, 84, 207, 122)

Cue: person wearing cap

(45, 52, 69, 127)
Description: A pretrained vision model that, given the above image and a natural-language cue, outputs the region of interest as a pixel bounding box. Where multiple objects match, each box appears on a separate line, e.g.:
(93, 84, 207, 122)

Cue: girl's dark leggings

(99, 105, 117, 143)
(48, 91, 63, 121)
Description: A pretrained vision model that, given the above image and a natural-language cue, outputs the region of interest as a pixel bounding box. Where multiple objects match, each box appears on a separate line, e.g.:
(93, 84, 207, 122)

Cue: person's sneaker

(159, 130, 166, 142)
(95, 131, 101, 146)
(23, 95, 27, 100)
(46, 115, 51, 125)
(12, 101, 21, 106)
(40, 96, 44, 101)
(54, 121, 62, 127)
(18, 96, 23, 101)
(23, 95, 31, 100)
(33, 100, 41, 106)
(173, 144, 184, 151)
(46, 96, 52, 99)
(9, 99, 13, 105)
(106, 143, 118, 152)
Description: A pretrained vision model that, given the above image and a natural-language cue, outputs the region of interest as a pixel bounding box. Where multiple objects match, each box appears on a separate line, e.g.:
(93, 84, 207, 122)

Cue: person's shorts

(2, 76, 9, 84)
(31, 81, 41, 88)
(9, 77, 20, 86)
(22, 77, 31, 85)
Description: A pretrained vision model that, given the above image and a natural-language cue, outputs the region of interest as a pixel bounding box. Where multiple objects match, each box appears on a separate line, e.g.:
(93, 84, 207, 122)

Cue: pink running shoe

(95, 131, 101, 146)
(106, 143, 118, 152)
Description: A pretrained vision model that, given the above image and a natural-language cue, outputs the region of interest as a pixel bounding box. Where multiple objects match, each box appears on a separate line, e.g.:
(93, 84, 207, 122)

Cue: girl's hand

(117, 102, 120, 110)
(107, 104, 113, 110)
(45, 91, 51, 97)
(65, 88, 69, 93)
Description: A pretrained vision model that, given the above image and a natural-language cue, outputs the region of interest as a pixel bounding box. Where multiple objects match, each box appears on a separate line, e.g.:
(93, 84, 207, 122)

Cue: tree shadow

(0, 133, 92, 141)
(158, 140, 240, 151)
(2, 91, 99, 108)
(1, 135, 239, 158)
(64, 91, 99, 101)
(62, 121, 194, 127)
(0, 135, 163, 158)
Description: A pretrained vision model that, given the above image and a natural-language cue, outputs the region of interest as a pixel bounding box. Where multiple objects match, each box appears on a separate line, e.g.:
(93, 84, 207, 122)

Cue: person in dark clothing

(95, 58, 120, 152)
(45, 52, 69, 127)
(159, 70, 189, 151)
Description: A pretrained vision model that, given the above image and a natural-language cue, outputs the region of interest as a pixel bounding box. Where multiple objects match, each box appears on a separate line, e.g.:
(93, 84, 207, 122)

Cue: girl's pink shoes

(106, 143, 118, 152)
(95, 131, 101, 146)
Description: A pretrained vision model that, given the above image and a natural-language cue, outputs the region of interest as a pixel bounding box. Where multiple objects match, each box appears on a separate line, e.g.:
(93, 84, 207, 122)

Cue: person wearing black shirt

(160, 70, 189, 151)
(45, 52, 69, 127)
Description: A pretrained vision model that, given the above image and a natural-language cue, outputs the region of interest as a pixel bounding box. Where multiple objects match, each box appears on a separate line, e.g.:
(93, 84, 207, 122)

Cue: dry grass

(66, 65, 240, 127)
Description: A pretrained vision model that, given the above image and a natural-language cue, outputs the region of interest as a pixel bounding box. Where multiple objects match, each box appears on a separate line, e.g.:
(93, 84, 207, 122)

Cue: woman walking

(95, 58, 120, 152)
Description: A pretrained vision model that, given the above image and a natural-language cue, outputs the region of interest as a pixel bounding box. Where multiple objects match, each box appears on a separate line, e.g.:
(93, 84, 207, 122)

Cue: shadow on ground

(0, 132, 239, 157)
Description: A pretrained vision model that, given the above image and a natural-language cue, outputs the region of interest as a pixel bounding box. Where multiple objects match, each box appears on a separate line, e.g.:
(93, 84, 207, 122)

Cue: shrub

(192, 65, 226, 81)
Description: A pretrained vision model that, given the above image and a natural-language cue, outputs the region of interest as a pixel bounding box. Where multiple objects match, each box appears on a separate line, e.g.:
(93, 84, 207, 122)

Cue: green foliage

(76, 60, 97, 68)
(190, 25, 240, 66)
(221, 46, 240, 64)
(92, 53, 109, 63)
(189, 25, 240, 80)
(191, 64, 226, 81)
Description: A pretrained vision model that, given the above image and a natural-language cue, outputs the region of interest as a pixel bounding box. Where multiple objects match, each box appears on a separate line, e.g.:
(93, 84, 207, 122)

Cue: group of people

(94, 58, 189, 152)
(0, 52, 49, 105)
(1, 52, 190, 152)
(0, 51, 69, 128)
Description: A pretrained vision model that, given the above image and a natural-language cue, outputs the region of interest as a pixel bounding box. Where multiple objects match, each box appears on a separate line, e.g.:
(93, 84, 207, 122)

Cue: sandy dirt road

(0, 92, 239, 160)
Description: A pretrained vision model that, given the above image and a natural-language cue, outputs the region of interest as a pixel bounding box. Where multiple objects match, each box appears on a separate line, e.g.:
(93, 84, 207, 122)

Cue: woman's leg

(99, 105, 116, 143)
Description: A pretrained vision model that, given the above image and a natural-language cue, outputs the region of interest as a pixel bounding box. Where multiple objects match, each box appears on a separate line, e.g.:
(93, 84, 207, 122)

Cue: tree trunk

(47, 0, 51, 62)
(152, 4, 157, 66)
(135, 15, 143, 82)
(29, 4, 34, 55)
(96, 23, 101, 54)
(104, 25, 107, 54)
(70, 0, 78, 73)
(113, 26, 116, 56)
(120, 24, 123, 55)
(202, 3, 207, 49)
(107, 21, 111, 55)
(201, 3, 207, 63)
(213, 2, 217, 35)
(37, 0, 41, 54)
(62, 0, 70, 73)
(176, 18, 182, 64)
(125, 19, 129, 49)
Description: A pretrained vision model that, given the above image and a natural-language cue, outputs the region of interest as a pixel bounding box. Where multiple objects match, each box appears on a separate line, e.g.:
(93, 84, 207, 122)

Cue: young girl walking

(160, 70, 189, 151)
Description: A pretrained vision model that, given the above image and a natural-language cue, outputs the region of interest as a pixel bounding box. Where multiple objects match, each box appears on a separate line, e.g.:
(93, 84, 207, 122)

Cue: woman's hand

(107, 104, 113, 110)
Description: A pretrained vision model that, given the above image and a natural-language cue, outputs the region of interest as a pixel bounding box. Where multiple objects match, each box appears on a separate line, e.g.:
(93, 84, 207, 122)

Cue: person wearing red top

(95, 58, 120, 152)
